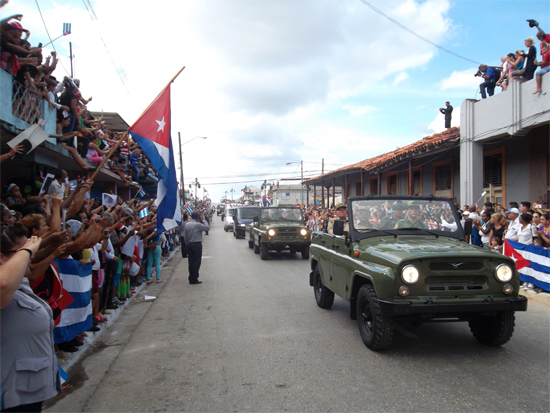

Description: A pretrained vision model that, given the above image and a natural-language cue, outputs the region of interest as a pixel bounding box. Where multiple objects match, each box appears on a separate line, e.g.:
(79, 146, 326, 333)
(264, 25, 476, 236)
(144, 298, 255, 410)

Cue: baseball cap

(8, 20, 29, 32)
(335, 203, 347, 210)
(463, 211, 470, 216)
(505, 208, 520, 214)
(191, 211, 201, 220)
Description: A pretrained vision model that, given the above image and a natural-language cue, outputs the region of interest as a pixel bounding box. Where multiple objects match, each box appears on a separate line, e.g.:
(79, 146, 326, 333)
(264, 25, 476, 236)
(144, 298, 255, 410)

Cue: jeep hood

(358, 236, 501, 267)
(260, 221, 304, 229)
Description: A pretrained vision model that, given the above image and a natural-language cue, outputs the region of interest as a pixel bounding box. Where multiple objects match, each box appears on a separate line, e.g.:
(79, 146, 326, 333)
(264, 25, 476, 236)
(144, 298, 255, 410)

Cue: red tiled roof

(306, 127, 460, 183)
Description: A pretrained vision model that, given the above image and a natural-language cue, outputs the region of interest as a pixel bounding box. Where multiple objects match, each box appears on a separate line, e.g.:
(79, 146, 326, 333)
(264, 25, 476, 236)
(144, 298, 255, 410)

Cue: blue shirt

(486, 67, 496, 81)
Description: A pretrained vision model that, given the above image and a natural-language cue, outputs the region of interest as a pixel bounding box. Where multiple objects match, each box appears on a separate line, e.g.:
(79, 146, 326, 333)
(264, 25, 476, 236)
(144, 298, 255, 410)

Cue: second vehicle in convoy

(246, 206, 311, 260)
(223, 206, 236, 232)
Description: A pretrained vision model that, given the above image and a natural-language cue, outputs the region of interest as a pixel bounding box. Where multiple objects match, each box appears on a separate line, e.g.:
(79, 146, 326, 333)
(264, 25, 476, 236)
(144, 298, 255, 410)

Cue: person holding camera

(439, 101, 453, 129)
(183, 211, 210, 285)
(477, 64, 498, 99)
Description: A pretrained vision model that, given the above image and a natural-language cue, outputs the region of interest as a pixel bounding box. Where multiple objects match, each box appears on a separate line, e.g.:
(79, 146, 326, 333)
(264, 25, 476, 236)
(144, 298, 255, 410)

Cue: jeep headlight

(300, 228, 308, 236)
(401, 265, 419, 284)
(495, 264, 513, 283)
(267, 229, 276, 236)
(239, 223, 246, 227)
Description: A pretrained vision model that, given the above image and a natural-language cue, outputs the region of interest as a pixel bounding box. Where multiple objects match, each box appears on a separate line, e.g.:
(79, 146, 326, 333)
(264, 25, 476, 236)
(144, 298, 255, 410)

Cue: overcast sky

(3, 0, 548, 201)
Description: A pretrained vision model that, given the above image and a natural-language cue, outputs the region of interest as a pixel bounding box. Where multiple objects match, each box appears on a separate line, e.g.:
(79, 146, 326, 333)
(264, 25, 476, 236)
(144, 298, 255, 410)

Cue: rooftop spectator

(477, 64, 498, 99)
(533, 42, 550, 94)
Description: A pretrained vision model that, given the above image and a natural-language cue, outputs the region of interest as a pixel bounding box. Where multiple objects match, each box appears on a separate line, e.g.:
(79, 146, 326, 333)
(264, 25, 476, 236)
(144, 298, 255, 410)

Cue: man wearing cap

(504, 208, 521, 240)
(327, 203, 349, 236)
(395, 203, 426, 229)
(379, 202, 406, 230)
(183, 211, 210, 285)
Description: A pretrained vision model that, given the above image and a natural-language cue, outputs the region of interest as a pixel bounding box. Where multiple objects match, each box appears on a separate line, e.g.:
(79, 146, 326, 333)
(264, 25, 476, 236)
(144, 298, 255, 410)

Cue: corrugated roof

(305, 127, 460, 183)
(90, 111, 129, 132)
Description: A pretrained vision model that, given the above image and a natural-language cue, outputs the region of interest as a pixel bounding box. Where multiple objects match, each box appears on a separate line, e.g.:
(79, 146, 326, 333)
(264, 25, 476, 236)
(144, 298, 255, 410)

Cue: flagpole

(88, 131, 127, 182)
(133, 66, 186, 122)
(42, 34, 66, 48)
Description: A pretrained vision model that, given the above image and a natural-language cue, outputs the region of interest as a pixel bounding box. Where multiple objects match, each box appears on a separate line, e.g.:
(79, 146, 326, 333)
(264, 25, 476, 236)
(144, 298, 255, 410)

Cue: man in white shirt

(504, 208, 521, 240)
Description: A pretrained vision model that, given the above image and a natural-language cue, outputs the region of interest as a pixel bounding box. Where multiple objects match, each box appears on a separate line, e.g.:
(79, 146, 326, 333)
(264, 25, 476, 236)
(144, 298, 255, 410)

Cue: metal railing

(11, 79, 44, 125)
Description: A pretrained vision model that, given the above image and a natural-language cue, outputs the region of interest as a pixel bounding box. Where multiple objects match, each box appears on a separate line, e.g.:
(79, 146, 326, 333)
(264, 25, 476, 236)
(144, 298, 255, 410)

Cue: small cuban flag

(63, 23, 71, 35)
(184, 203, 194, 214)
(138, 187, 146, 198)
(138, 206, 149, 219)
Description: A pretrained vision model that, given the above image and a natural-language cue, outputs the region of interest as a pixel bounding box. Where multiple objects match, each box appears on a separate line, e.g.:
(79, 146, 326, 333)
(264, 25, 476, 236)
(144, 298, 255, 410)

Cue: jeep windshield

(261, 208, 303, 222)
(350, 197, 463, 240)
(237, 207, 260, 219)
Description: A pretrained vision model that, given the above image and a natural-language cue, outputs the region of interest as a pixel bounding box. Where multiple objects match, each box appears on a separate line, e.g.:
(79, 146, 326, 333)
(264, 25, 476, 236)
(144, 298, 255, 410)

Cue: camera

(474, 70, 483, 77)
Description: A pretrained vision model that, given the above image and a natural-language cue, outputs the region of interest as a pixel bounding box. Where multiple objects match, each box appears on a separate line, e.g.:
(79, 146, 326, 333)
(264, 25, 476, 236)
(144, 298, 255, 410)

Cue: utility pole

(322, 158, 324, 208)
(301, 160, 304, 206)
(69, 42, 73, 77)
(178, 132, 185, 206)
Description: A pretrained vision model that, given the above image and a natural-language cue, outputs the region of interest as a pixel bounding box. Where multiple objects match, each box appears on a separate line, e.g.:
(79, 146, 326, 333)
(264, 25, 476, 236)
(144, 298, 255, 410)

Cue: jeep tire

(253, 241, 260, 254)
(313, 265, 334, 309)
(357, 284, 394, 351)
(248, 240, 254, 249)
(260, 241, 269, 260)
(468, 311, 516, 346)
(301, 246, 310, 259)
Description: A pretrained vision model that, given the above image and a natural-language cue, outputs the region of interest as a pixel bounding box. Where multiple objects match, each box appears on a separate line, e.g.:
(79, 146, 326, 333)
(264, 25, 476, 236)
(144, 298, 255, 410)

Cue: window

(282, 192, 290, 200)
(484, 153, 502, 187)
(355, 180, 362, 197)
(405, 168, 423, 195)
(369, 177, 378, 194)
(432, 159, 453, 197)
(386, 173, 398, 195)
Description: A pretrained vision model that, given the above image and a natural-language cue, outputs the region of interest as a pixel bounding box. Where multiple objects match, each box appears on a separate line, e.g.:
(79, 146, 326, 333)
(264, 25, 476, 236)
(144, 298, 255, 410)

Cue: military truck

(246, 206, 310, 260)
(309, 195, 527, 351)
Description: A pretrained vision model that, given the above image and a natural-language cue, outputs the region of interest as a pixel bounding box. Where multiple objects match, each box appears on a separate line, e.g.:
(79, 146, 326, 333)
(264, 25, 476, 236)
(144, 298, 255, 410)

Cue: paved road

(46, 218, 550, 412)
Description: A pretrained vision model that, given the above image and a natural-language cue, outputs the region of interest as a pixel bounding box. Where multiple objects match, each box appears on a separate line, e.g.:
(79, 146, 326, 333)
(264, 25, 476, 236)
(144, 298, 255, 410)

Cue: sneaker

(102, 310, 112, 315)
(112, 297, 124, 306)
(130, 287, 136, 293)
(526, 283, 535, 290)
(106, 303, 119, 310)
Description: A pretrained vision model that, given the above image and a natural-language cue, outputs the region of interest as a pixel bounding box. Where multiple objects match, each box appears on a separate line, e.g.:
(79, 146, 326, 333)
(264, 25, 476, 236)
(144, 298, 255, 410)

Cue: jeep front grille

(426, 276, 486, 285)
(429, 262, 483, 271)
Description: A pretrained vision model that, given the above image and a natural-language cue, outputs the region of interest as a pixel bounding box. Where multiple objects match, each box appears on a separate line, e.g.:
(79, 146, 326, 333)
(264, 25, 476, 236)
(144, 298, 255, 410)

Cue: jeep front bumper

(377, 296, 528, 316)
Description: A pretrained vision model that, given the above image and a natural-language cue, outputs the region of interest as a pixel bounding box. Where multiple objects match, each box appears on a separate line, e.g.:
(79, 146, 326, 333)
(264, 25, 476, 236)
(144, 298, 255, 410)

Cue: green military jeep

(309, 195, 527, 351)
(246, 206, 311, 260)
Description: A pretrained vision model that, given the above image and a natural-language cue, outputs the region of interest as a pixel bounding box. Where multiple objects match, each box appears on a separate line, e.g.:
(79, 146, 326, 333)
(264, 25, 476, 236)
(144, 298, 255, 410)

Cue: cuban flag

(53, 258, 93, 344)
(184, 203, 194, 214)
(504, 240, 550, 291)
(63, 23, 71, 35)
(129, 85, 181, 232)
(138, 187, 146, 198)
(139, 206, 149, 219)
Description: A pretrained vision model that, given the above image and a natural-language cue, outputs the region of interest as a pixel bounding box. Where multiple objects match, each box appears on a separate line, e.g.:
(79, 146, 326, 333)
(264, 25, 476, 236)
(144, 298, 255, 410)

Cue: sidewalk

(57, 247, 181, 373)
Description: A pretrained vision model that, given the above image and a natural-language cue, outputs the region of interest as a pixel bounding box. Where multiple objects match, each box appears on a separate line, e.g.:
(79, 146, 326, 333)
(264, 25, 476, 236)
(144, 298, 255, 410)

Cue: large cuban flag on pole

(128, 85, 181, 232)
(504, 239, 550, 291)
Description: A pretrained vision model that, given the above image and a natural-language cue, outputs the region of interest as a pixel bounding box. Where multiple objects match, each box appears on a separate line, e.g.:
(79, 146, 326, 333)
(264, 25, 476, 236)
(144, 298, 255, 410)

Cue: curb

(521, 288, 550, 309)
(57, 247, 181, 373)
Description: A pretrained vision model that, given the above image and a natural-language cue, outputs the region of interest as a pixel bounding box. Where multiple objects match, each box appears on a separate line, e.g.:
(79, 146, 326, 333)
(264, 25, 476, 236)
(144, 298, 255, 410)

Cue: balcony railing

(0, 69, 56, 136)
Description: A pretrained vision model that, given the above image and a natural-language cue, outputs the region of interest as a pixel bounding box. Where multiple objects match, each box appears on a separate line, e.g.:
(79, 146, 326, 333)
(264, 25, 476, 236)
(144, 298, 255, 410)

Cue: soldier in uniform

(327, 203, 349, 235)
(395, 202, 426, 229)
(379, 201, 407, 230)
(353, 207, 371, 228)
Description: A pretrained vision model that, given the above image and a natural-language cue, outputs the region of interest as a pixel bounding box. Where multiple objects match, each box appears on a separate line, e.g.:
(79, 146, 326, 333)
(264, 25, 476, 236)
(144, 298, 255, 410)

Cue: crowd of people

(480, 20, 549, 98)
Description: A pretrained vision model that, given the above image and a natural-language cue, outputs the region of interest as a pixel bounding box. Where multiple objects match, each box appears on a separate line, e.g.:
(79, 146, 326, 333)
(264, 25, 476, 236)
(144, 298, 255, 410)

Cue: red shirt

(541, 50, 550, 69)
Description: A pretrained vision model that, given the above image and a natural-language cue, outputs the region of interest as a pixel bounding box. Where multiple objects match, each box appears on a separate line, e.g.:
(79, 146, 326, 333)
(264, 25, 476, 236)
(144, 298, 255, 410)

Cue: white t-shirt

(517, 224, 533, 245)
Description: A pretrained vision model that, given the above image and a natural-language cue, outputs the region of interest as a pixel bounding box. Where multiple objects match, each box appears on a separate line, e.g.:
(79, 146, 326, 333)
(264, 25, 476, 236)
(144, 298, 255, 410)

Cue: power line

(81, 0, 130, 93)
(358, 0, 481, 65)
(34, 0, 71, 76)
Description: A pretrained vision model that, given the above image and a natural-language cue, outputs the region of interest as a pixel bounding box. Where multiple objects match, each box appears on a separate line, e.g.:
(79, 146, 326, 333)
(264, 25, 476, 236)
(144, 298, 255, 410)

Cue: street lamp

(230, 188, 234, 201)
(286, 160, 304, 205)
(177, 134, 207, 205)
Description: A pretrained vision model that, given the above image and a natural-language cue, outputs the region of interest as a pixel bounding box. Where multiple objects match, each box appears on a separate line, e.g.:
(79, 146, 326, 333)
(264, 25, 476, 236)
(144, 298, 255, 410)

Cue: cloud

(439, 68, 481, 91)
(427, 105, 461, 133)
(2, 0, 458, 201)
(392, 72, 409, 87)
(342, 104, 376, 117)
